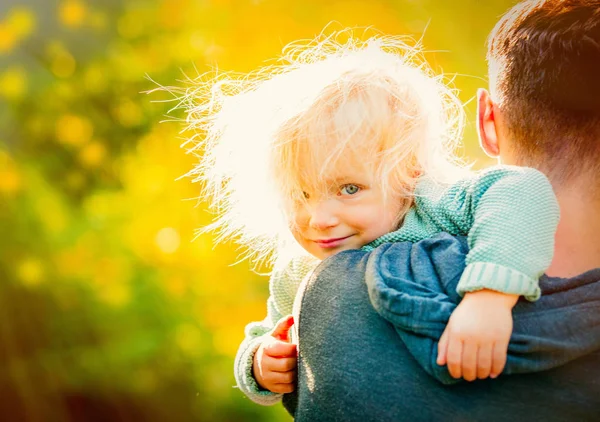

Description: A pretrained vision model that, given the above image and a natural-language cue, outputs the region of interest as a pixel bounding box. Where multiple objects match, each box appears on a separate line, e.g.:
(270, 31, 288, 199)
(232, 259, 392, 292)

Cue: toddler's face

(290, 167, 404, 260)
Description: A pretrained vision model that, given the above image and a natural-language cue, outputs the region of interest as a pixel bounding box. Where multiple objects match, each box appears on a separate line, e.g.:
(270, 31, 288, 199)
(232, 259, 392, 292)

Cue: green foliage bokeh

(0, 0, 514, 420)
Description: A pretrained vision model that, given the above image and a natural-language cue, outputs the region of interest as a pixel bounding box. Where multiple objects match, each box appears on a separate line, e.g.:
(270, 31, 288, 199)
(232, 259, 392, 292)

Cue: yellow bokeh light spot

(0, 167, 22, 195)
(79, 141, 106, 168)
(83, 64, 107, 93)
(7, 7, 36, 38)
(0, 151, 22, 195)
(125, 161, 168, 196)
(59, 0, 87, 28)
(0, 23, 17, 53)
(0, 67, 27, 100)
(51, 50, 76, 78)
(156, 227, 180, 254)
(35, 187, 68, 236)
(17, 258, 44, 287)
(55, 114, 93, 146)
(114, 98, 143, 127)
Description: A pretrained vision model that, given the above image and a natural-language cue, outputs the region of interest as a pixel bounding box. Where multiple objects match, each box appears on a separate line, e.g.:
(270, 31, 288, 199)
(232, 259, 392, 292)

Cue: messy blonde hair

(179, 29, 467, 270)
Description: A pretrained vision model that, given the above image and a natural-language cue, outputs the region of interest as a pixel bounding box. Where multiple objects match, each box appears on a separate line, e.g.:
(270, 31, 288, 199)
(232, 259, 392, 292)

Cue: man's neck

(546, 184, 600, 277)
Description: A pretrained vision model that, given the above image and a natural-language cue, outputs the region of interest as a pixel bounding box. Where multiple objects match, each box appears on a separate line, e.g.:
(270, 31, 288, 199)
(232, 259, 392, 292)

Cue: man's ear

(477, 88, 500, 158)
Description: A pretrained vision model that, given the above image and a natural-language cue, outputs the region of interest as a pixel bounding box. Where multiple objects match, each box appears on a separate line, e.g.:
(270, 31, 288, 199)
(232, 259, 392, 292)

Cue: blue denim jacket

(366, 234, 600, 384)
(285, 234, 600, 421)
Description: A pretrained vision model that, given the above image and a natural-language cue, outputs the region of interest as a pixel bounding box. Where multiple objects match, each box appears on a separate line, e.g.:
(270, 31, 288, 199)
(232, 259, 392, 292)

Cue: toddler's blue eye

(340, 184, 360, 195)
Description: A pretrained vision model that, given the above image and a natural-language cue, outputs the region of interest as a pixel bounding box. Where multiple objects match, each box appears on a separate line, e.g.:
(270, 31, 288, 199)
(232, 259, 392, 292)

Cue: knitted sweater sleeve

(233, 255, 316, 405)
(364, 166, 560, 301)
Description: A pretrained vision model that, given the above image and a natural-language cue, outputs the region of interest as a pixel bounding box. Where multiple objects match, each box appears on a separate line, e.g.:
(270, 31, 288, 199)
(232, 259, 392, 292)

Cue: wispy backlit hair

(181, 29, 466, 269)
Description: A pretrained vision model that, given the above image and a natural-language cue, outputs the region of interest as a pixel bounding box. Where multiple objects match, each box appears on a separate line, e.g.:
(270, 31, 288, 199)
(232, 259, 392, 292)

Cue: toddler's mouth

(314, 235, 354, 248)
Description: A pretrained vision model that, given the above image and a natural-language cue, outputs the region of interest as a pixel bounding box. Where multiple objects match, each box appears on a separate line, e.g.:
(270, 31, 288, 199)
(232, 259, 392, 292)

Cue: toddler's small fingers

(446, 338, 463, 379)
(270, 382, 296, 394)
(491, 342, 508, 378)
(269, 356, 297, 372)
(266, 369, 296, 385)
(264, 340, 297, 358)
(259, 367, 296, 393)
(437, 330, 449, 366)
(276, 371, 296, 384)
(477, 342, 493, 379)
(461, 341, 478, 382)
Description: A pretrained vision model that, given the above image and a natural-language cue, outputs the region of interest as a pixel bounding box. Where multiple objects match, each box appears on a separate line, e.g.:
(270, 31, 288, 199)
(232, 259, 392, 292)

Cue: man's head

(478, 0, 600, 185)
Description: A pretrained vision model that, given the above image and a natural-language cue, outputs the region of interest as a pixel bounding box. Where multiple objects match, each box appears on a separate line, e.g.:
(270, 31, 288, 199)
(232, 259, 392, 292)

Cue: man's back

(286, 241, 600, 421)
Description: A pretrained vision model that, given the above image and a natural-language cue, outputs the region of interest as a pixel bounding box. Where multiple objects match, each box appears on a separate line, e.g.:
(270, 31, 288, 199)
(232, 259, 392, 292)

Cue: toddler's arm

(367, 165, 560, 300)
(234, 255, 315, 405)
(370, 165, 559, 381)
(234, 293, 287, 405)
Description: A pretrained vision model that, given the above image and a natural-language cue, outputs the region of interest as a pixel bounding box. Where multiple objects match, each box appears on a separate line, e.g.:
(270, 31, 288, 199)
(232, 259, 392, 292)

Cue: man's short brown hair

(487, 0, 600, 182)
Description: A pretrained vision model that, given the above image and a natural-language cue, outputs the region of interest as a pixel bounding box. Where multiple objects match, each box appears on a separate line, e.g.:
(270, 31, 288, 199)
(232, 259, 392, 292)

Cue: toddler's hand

(253, 315, 297, 393)
(436, 289, 518, 381)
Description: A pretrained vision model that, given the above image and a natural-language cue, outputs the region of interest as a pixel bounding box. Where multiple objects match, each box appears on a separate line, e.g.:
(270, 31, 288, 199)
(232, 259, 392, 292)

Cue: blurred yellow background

(0, 0, 514, 420)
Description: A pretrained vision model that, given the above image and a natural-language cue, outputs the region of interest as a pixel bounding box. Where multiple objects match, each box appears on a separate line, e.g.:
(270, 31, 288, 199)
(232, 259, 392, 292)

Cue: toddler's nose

(308, 200, 339, 230)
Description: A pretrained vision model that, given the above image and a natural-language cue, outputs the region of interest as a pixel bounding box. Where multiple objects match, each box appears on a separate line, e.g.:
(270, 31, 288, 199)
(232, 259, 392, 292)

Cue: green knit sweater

(234, 165, 560, 405)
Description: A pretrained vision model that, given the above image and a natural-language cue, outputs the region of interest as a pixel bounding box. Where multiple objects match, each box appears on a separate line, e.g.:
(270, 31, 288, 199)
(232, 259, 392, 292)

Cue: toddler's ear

(477, 89, 500, 159)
